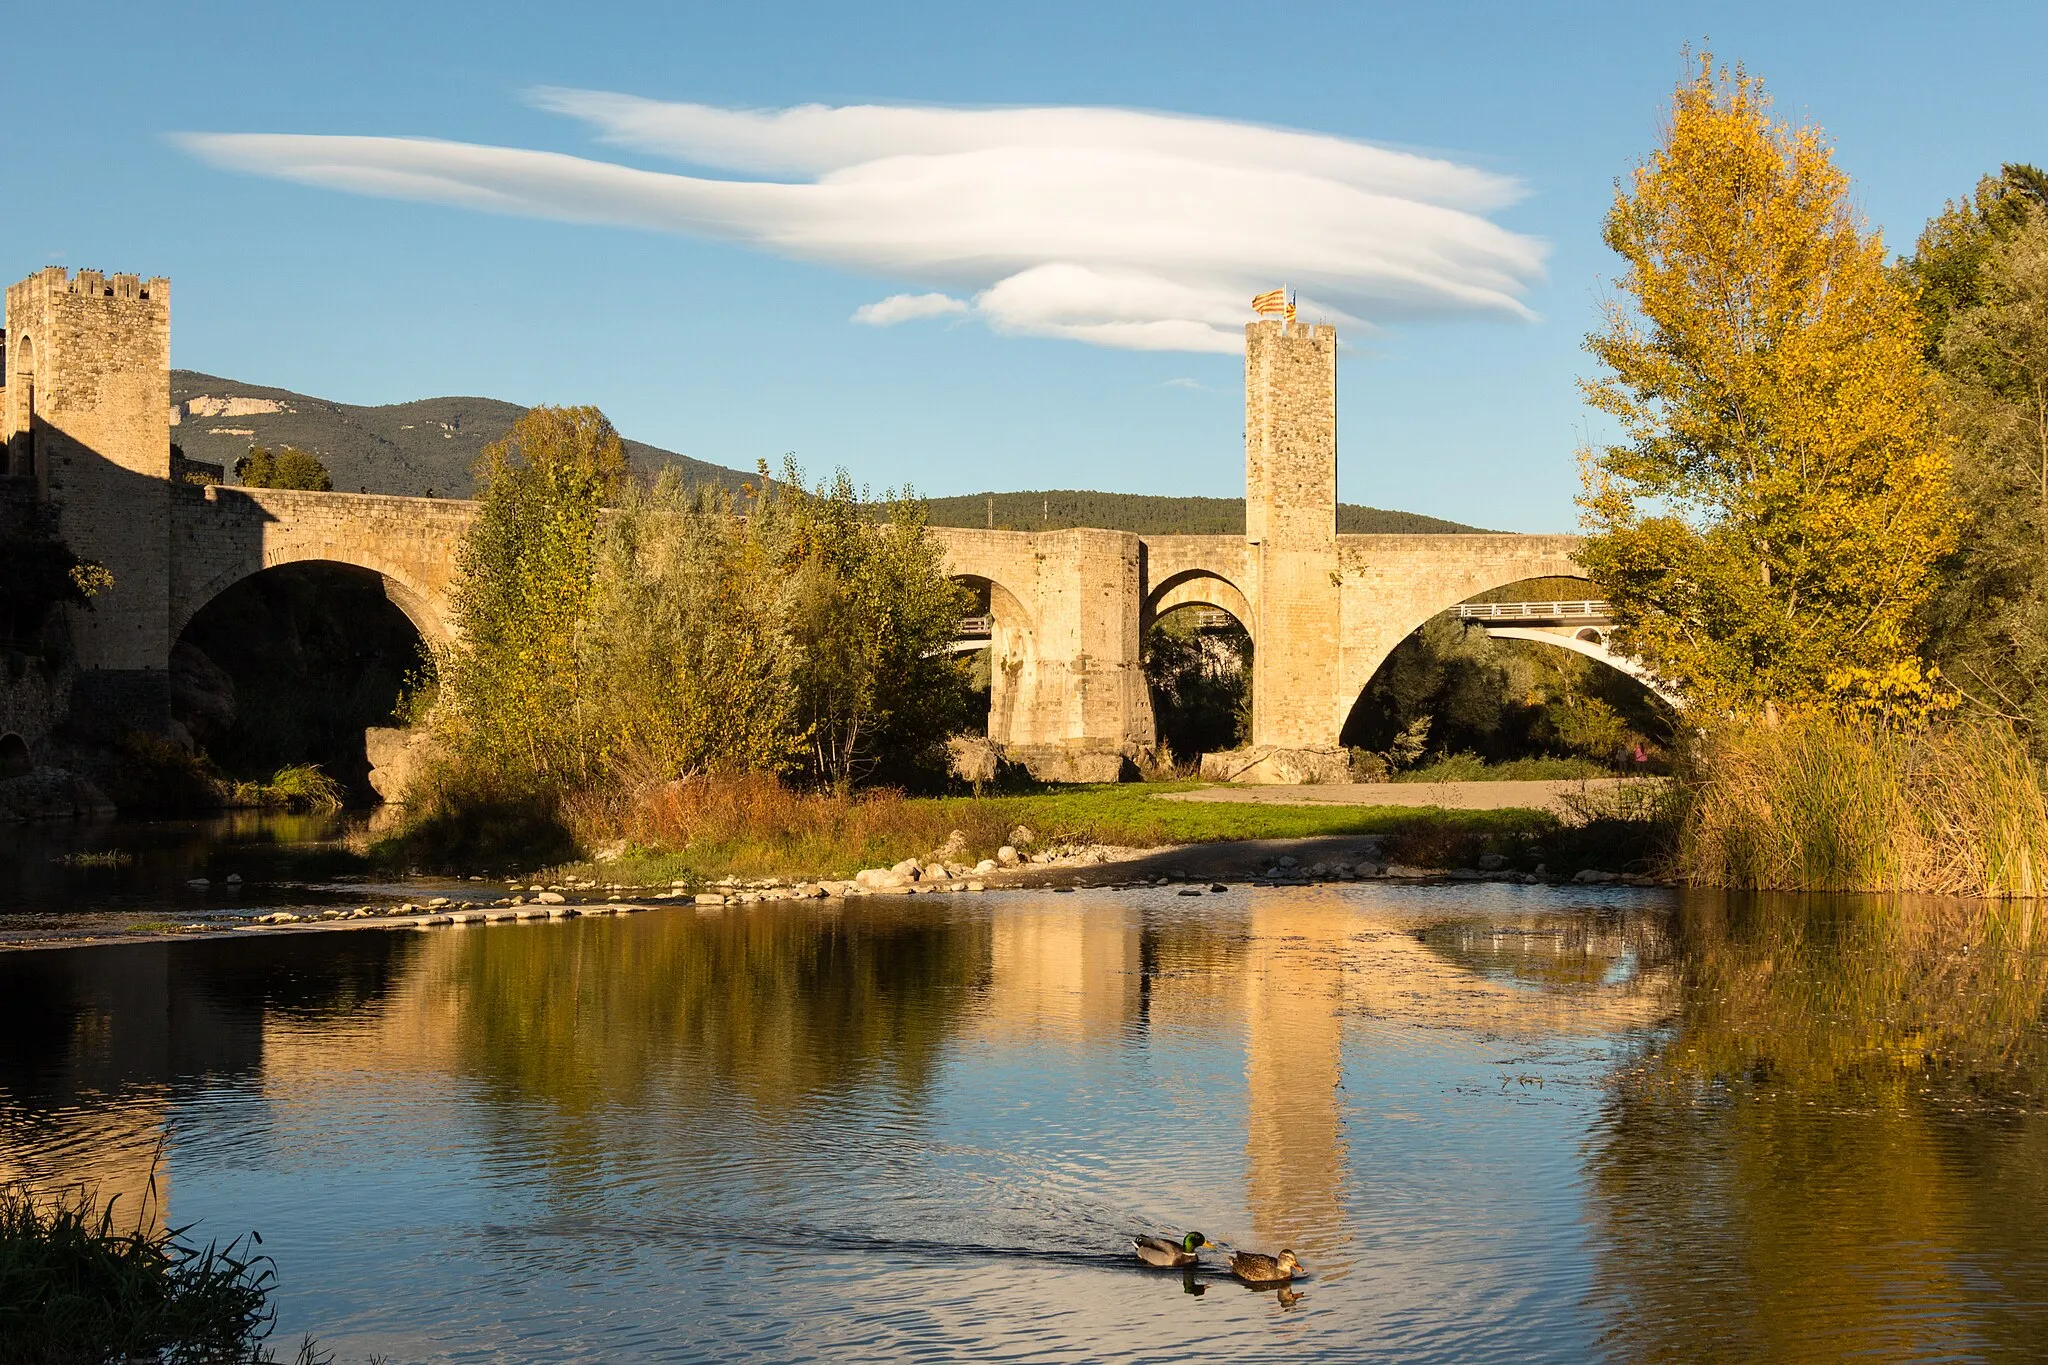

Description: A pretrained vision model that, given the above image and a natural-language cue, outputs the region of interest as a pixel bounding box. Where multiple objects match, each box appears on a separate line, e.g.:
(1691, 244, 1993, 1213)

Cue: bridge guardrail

(1454, 600, 1612, 623)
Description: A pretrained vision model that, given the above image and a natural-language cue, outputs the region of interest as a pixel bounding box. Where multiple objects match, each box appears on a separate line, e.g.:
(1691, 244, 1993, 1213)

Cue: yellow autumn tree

(1577, 54, 1956, 715)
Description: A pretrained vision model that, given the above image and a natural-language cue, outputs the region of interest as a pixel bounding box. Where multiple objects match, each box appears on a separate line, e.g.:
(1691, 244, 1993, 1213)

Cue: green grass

(56, 850, 133, 868)
(548, 780, 1561, 886)
(1396, 754, 1616, 783)
(0, 1177, 320, 1364)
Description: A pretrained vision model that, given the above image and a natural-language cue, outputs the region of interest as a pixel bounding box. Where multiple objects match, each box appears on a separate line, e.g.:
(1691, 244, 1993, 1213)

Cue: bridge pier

(937, 526, 1155, 781)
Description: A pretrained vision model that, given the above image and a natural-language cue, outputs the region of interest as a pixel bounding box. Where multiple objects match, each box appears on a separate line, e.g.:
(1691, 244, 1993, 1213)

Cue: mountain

(167, 373, 1487, 534)
(921, 490, 1487, 535)
(169, 370, 752, 498)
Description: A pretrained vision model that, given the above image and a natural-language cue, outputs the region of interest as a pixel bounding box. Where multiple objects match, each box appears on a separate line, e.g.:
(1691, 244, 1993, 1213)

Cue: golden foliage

(1577, 54, 1956, 714)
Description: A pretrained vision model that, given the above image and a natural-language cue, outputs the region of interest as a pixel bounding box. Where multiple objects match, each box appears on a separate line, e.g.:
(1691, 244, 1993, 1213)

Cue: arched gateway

(2, 265, 1615, 780)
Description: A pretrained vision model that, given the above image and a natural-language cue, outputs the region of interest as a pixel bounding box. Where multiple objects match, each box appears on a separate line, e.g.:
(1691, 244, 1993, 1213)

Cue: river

(3, 816, 2046, 1361)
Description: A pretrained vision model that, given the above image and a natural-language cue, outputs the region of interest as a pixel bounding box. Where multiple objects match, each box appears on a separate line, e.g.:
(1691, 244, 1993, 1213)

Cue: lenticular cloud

(180, 93, 1546, 353)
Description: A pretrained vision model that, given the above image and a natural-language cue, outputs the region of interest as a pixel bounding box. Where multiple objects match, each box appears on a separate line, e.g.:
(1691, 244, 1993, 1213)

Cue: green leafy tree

(438, 406, 625, 788)
(234, 444, 333, 491)
(1897, 164, 2048, 359)
(586, 471, 802, 778)
(1144, 610, 1251, 761)
(779, 463, 974, 788)
(1918, 206, 2048, 730)
(1577, 55, 1955, 714)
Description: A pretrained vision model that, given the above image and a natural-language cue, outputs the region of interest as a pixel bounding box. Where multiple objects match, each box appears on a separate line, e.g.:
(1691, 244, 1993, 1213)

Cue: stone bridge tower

(2, 269, 174, 728)
(1243, 318, 1341, 752)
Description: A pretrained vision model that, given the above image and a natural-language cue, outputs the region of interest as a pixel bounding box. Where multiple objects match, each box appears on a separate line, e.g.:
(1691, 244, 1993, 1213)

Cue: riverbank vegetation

(387, 406, 977, 863)
(0, 1177, 314, 1364)
(541, 772, 1578, 886)
(1677, 716, 2048, 895)
(1572, 54, 2048, 896)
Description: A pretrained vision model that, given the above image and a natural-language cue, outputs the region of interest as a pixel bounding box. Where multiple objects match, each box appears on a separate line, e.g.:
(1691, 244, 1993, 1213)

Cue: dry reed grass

(563, 772, 1025, 880)
(1677, 715, 2048, 896)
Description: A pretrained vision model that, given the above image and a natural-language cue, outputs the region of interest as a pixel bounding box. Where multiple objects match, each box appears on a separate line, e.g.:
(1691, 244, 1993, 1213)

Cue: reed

(1676, 715, 2048, 895)
(0, 1175, 318, 1364)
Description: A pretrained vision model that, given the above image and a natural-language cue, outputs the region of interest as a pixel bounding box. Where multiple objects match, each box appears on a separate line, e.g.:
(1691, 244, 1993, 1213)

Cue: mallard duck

(1133, 1230, 1213, 1267)
(1230, 1248, 1302, 1284)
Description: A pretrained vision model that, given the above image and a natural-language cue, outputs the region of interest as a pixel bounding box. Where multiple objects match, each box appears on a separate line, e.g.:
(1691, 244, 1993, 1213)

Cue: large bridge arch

(170, 485, 473, 654)
(1334, 535, 1587, 727)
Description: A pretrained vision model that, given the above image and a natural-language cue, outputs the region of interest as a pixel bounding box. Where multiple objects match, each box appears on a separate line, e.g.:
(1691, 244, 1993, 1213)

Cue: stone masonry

(0, 266, 1600, 779)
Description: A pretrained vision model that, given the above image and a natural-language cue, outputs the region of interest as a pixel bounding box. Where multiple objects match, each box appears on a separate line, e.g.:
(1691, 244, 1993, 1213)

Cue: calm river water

(4, 819, 2047, 1361)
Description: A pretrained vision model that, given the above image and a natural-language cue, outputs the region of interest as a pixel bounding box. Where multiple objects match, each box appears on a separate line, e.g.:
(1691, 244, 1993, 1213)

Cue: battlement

(24, 266, 166, 304)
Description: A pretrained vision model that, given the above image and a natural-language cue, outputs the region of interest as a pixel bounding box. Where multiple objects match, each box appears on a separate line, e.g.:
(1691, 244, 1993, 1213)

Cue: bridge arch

(173, 549, 453, 656)
(0, 731, 30, 778)
(1145, 568, 1254, 637)
(1339, 572, 1676, 760)
(170, 487, 471, 657)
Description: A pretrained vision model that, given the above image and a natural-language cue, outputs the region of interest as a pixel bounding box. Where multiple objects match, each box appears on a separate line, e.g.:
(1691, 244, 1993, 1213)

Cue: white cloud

(179, 95, 1547, 353)
(851, 291, 969, 326)
(1160, 377, 1208, 391)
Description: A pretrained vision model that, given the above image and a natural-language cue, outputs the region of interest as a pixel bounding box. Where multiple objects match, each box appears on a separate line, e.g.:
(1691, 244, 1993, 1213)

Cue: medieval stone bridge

(3, 266, 1626, 779)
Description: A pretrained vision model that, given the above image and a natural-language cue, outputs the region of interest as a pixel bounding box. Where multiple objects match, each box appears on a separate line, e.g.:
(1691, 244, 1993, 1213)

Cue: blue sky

(6, 1, 2043, 531)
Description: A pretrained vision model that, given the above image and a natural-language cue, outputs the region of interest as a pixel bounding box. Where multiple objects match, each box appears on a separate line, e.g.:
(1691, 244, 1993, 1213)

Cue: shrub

(234, 445, 332, 492)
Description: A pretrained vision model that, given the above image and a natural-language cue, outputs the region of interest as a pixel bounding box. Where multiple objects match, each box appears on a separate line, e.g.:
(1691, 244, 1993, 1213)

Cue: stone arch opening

(172, 561, 431, 803)
(1145, 569, 1254, 637)
(1338, 574, 1674, 772)
(7, 333, 33, 479)
(1145, 597, 1252, 764)
(950, 574, 1035, 742)
(0, 732, 30, 779)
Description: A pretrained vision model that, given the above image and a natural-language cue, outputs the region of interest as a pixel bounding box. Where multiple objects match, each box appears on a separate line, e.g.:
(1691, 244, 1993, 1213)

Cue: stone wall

(3, 270, 172, 708)
(169, 485, 473, 648)
(932, 526, 1155, 769)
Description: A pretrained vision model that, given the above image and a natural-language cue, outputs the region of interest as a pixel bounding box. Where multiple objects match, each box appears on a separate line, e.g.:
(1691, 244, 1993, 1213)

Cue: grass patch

(1395, 753, 1617, 783)
(0, 1176, 319, 1364)
(226, 764, 346, 813)
(542, 773, 1565, 885)
(56, 850, 132, 868)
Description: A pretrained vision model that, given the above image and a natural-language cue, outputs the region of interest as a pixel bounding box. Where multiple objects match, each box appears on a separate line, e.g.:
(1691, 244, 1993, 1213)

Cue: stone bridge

(2, 266, 1624, 780)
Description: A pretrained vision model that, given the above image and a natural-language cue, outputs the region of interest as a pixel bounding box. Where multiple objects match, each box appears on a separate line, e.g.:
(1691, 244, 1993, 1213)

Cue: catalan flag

(1251, 288, 1287, 317)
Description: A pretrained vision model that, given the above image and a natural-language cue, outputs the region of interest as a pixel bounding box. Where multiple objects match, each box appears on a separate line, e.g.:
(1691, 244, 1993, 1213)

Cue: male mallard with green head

(1133, 1230, 1214, 1267)
(1230, 1248, 1302, 1284)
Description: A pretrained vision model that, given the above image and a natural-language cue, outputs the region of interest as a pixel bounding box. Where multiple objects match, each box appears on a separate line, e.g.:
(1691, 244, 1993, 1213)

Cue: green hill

(922, 490, 1487, 535)
(169, 371, 751, 498)
(168, 375, 1485, 534)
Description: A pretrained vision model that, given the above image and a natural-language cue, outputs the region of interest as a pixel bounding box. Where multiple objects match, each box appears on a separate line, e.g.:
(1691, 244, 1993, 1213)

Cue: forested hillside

(923, 490, 1485, 534)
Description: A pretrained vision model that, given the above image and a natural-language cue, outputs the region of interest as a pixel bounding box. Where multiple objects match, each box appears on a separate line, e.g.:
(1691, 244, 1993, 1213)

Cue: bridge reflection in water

(7, 888, 2045, 1358)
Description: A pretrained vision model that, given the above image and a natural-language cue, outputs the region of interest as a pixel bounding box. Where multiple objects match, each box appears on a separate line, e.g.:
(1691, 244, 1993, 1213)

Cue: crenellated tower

(2, 268, 173, 727)
(1243, 317, 1341, 751)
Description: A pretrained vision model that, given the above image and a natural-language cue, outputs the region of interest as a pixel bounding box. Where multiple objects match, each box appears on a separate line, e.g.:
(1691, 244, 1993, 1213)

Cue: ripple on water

(5, 880, 2047, 1362)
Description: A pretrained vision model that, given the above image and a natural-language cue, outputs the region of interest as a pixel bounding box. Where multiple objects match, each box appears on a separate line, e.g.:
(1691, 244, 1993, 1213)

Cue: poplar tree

(1577, 55, 1956, 715)
(441, 405, 625, 786)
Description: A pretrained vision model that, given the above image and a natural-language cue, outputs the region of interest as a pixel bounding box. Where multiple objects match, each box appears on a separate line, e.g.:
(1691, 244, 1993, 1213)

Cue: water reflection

(1590, 892, 2048, 1362)
(0, 885, 2042, 1359)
